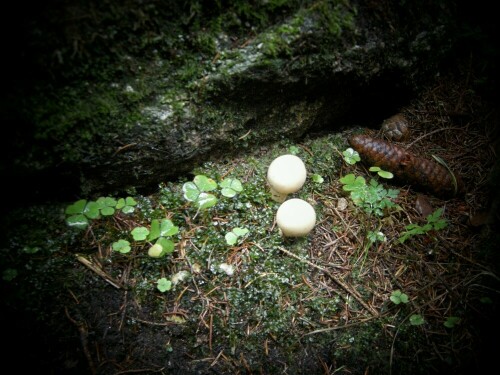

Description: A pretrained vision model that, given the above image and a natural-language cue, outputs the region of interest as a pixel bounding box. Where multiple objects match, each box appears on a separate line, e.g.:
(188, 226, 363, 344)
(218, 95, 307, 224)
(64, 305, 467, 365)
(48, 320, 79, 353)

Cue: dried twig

(75, 254, 122, 289)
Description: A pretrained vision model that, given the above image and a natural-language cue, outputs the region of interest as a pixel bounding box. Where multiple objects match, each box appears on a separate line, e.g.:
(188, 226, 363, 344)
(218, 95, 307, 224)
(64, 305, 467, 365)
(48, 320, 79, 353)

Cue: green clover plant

(115, 197, 138, 214)
(112, 218, 179, 258)
(112, 239, 132, 254)
(444, 316, 460, 328)
(182, 175, 244, 214)
(157, 277, 172, 292)
(65, 196, 138, 229)
(342, 147, 361, 165)
(369, 166, 394, 179)
(225, 227, 249, 246)
(311, 174, 324, 184)
(182, 175, 218, 210)
(220, 178, 244, 198)
(409, 314, 425, 326)
(390, 290, 409, 305)
(2, 268, 18, 281)
(147, 218, 179, 257)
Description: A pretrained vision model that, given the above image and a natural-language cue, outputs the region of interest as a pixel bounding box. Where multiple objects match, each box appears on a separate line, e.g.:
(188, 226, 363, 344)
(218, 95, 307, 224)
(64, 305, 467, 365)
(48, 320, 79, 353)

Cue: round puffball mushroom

(276, 198, 316, 237)
(267, 154, 307, 202)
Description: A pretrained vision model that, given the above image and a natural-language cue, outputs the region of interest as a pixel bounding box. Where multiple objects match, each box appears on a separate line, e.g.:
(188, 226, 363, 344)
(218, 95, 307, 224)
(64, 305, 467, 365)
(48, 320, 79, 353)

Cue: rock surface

(1, 0, 485, 201)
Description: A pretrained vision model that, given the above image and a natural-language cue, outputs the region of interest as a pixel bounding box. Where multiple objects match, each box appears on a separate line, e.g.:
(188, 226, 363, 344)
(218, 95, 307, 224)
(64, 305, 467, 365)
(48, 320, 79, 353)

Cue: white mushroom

(267, 154, 307, 202)
(276, 198, 316, 237)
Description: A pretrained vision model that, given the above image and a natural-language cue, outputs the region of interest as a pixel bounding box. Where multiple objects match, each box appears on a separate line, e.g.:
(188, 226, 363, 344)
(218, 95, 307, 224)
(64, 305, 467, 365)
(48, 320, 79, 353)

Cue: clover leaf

(342, 148, 361, 165)
(220, 178, 243, 198)
(157, 278, 172, 292)
(112, 239, 131, 254)
(131, 226, 149, 241)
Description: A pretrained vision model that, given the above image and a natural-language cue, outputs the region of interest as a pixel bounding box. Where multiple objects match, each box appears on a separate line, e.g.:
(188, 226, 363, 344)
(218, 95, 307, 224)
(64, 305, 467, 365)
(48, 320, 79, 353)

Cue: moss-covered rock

(1, 0, 492, 202)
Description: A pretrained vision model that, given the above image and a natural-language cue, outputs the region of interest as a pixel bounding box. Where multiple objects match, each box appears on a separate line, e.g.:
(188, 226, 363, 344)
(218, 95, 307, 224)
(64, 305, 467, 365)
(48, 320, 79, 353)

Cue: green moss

(11, 0, 359, 175)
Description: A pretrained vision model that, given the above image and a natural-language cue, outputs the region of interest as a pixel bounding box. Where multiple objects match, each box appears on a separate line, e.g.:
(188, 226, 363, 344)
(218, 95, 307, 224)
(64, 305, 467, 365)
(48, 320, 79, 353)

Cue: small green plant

(399, 208, 447, 243)
(311, 174, 324, 184)
(65, 196, 138, 229)
(112, 239, 132, 254)
(182, 175, 218, 210)
(367, 230, 386, 245)
(2, 268, 18, 281)
(390, 290, 409, 305)
(369, 166, 394, 179)
(480, 296, 493, 304)
(225, 227, 249, 245)
(146, 218, 179, 257)
(113, 218, 179, 258)
(288, 145, 300, 155)
(219, 178, 244, 198)
(342, 147, 360, 165)
(409, 314, 425, 326)
(157, 277, 172, 292)
(444, 316, 460, 328)
(182, 175, 243, 214)
(131, 227, 150, 241)
(22, 246, 41, 254)
(115, 197, 138, 214)
(340, 174, 399, 216)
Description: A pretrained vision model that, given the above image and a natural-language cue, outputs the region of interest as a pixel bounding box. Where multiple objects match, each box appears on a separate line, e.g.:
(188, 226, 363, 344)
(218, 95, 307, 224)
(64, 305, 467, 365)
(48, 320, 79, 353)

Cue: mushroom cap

(267, 154, 307, 194)
(276, 198, 316, 237)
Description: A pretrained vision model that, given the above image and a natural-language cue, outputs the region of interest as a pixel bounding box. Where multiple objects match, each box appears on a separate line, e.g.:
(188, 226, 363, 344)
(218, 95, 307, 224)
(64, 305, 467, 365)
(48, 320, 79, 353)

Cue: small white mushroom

(267, 154, 307, 202)
(276, 198, 316, 237)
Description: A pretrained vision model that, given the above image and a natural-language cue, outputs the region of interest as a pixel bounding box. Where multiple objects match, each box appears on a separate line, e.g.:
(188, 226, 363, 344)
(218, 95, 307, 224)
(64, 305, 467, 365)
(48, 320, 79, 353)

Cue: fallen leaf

(415, 194, 433, 217)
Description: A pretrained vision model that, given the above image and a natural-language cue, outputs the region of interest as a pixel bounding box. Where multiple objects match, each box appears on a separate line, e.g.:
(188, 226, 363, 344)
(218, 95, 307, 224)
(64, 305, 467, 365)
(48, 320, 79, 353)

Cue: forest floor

(1, 62, 499, 375)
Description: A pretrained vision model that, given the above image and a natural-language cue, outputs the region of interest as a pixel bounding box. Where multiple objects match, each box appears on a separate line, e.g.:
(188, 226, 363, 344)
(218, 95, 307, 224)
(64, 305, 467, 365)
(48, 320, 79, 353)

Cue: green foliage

(96, 197, 117, 216)
(342, 147, 360, 165)
(147, 219, 178, 257)
(220, 178, 244, 198)
(367, 231, 386, 245)
(288, 145, 300, 155)
(311, 174, 324, 184)
(65, 196, 138, 229)
(22, 246, 41, 254)
(148, 218, 179, 239)
(131, 227, 150, 241)
(2, 268, 18, 281)
(444, 316, 460, 328)
(182, 175, 219, 210)
(480, 296, 493, 304)
(115, 197, 138, 214)
(225, 227, 250, 245)
(101, 216, 179, 258)
(182, 175, 244, 212)
(409, 314, 425, 326)
(369, 166, 394, 179)
(112, 239, 131, 254)
(390, 290, 409, 305)
(340, 174, 399, 216)
(399, 208, 447, 244)
(316, 0, 356, 37)
(157, 278, 172, 293)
